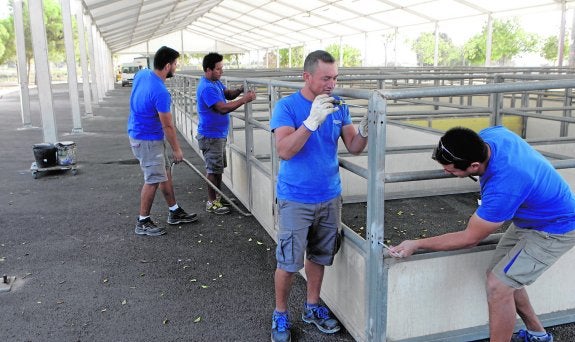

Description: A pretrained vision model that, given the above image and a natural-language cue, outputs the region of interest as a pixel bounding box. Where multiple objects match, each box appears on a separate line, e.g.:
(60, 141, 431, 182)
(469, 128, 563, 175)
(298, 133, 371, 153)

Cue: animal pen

(167, 68, 575, 342)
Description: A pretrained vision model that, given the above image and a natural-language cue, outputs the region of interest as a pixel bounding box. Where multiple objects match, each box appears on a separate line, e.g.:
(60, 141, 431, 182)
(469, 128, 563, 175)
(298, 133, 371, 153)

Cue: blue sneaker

(271, 311, 291, 342)
(301, 304, 341, 334)
(511, 329, 553, 342)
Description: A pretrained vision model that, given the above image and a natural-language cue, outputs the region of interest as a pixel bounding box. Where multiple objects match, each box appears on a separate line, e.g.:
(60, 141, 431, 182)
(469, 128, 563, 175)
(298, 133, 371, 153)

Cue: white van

(121, 63, 141, 87)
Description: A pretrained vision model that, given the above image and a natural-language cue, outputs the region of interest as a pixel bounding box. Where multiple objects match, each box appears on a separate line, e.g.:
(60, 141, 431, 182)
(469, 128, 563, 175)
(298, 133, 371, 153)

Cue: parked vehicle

(121, 63, 140, 87)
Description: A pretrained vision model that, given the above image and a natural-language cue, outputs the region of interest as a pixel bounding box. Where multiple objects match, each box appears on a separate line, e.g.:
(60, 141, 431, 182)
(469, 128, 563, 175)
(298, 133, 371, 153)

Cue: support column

(75, 5, 92, 117)
(13, 0, 32, 128)
(86, 17, 99, 104)
(61, 0, 83, 133)
(28, 0, 58, 143)
(485, 14, 493, 67)
(558, 0, 567, 67)
(434, 22, 439, 67)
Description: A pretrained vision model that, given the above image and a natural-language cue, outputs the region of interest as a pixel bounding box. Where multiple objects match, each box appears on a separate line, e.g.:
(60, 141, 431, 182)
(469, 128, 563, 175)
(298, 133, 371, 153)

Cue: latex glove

(358, 112, 368, 138)
(303, 94, 338, 131)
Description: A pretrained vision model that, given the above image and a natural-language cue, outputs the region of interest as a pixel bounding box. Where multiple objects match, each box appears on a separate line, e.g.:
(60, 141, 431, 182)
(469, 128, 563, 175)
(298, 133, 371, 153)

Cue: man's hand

(172, 148, 184, 163)
(389, 240, 419, 258)
(242, 90, 256, 104)
(359, 112, 368, 138)
(303, 94, 338, 131)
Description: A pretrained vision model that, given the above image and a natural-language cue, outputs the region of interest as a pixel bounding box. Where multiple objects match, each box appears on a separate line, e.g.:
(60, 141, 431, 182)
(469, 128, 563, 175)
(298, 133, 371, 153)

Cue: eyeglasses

(432, 139, 466, 163)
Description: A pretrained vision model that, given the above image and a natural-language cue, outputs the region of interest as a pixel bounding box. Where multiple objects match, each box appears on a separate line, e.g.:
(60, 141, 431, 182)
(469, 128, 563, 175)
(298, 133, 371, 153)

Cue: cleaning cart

(30, 141, 78, 178)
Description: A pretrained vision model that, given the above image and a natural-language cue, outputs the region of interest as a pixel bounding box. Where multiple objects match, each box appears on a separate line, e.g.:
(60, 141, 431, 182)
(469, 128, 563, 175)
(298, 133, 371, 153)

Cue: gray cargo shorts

(275, 196, 343, 273)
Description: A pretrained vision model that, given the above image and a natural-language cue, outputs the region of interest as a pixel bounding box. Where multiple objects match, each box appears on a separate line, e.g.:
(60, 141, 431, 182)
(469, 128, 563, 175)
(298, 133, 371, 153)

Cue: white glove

(358, 112, 368, 138)
(303, 94, 338, 131)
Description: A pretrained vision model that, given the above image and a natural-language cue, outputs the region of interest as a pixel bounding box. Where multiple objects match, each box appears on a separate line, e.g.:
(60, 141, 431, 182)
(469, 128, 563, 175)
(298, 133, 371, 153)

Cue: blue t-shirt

(477, 126, 575, 234)
(127, 69, 171, 140)
(270, 91, 352, 203)
(196, 76, 229, 138)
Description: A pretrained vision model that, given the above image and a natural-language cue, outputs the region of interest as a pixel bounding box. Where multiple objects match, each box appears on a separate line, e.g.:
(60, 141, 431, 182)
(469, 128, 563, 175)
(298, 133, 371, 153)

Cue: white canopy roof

(81, 0, 575, 53)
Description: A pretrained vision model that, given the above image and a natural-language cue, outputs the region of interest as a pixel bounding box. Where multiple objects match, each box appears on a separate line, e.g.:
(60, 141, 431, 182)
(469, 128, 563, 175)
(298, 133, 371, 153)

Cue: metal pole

(75, 5, 92, 117)
(13, 0, 32, 128)
(61, 0, 83, 133)
(28, 0, 58, 143)
(365, 91, 388, 341)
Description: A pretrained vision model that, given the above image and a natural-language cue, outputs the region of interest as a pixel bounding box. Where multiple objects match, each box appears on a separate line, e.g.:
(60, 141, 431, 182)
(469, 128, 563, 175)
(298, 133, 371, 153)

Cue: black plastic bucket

(33, 143, 58, 168)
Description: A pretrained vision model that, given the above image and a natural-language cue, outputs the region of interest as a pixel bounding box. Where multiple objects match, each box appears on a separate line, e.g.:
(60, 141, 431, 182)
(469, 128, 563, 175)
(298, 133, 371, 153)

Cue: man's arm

(224, 86, 243, 100)
(341, 124, 367, 155)
(389, 212, 503, 258)
(159, 111, 183, 162)
(211, 90, 256, 114)
(274, 125, 313, 160)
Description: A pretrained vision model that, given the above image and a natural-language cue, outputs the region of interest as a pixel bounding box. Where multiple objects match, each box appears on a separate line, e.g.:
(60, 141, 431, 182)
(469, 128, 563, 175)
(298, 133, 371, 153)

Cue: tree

(278, 46, 304, 68)
(325, 43, 362, 67)
(540, 35, 569, 64)
(0, 0, 70, 72)
(411, 32, 461, 66)
(463, 18, 538, 66)
(0, 18, 13, 65)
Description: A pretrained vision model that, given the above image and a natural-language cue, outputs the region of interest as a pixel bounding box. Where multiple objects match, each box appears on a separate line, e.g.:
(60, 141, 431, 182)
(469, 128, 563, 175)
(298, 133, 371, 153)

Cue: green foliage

(540, 35, 569, 62)
(0, 0, 71, 66)
(411, 32, 461, 66)
(0, 17, 14, 65)
(278, 46, 304, 67)
(463, 18, 538, 65)
(325, 43, 362, 67)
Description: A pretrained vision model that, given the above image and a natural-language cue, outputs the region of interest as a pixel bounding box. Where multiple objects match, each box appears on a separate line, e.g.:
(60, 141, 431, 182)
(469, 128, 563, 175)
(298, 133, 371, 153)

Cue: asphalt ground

(0, 84, 355, 342)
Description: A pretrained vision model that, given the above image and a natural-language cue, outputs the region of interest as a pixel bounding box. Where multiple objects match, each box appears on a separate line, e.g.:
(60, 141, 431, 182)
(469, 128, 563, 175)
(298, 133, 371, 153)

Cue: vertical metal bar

(28, 0, 58, 143)
(521, 91, 530, 138)
(489, 75, 503, 126)
(244, 80, 254, 212)
(61, 0, 83, 133)
(365, 91, 388, 342)
(269, 84, 279, 230)
(13, 0, 32, 128)
(561, 88, 572, 136)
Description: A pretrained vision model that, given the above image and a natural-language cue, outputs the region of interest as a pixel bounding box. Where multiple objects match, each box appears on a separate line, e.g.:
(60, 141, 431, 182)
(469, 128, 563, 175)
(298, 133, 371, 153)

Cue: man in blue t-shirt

(196, 52, 256, 214)
(390, 126, 575, 342)
(268, 50, 368, 342)
(127, 46, 198, 237)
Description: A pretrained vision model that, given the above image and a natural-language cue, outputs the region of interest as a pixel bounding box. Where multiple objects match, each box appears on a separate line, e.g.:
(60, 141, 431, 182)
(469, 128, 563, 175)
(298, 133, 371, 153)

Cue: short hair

(153, 46, 180, 70)
(304, 50, 336, 74)
(433, 127, 488, 170)
(202, 52, 223, 72)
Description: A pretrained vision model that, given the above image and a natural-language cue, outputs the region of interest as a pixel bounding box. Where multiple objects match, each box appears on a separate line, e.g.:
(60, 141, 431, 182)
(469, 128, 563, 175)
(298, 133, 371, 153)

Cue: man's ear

(469, 162, 481, 171)
(303, 71, 311, 82)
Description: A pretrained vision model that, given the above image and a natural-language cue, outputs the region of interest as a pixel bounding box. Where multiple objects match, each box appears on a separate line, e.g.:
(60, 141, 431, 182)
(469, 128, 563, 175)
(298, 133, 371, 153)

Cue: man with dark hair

(391, 126, 575, 342)
(196, 52, 256, 214)
(268, 50, 369, 342)
(127, 46, 198, 236)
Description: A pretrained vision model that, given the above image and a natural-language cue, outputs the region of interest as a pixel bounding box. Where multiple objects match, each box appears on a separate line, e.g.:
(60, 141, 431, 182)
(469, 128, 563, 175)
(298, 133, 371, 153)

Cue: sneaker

(135, 218, 166, 236)
(302, 304, 341, 334)
(271, 311, 291, 342)
(206, 199, 230, 215)
(167, 207, 198, 225)
(511, 330, 553, 342)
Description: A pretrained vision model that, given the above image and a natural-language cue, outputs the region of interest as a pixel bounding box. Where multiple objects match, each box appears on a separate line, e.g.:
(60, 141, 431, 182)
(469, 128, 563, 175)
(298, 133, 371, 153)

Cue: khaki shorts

(488, 223, 575, 289)
(130, 138, 169, 184)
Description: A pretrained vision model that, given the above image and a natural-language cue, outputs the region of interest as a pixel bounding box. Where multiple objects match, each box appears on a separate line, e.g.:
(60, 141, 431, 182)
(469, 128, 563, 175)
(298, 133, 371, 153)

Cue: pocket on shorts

(505, 246, 551, 286)
(276, 231, 294, 264)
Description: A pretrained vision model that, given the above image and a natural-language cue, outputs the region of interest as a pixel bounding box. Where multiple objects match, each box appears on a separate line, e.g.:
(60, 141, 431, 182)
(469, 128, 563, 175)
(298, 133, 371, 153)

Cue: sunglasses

(432, 139, 478, 182)
(432, 139, 466, 163)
